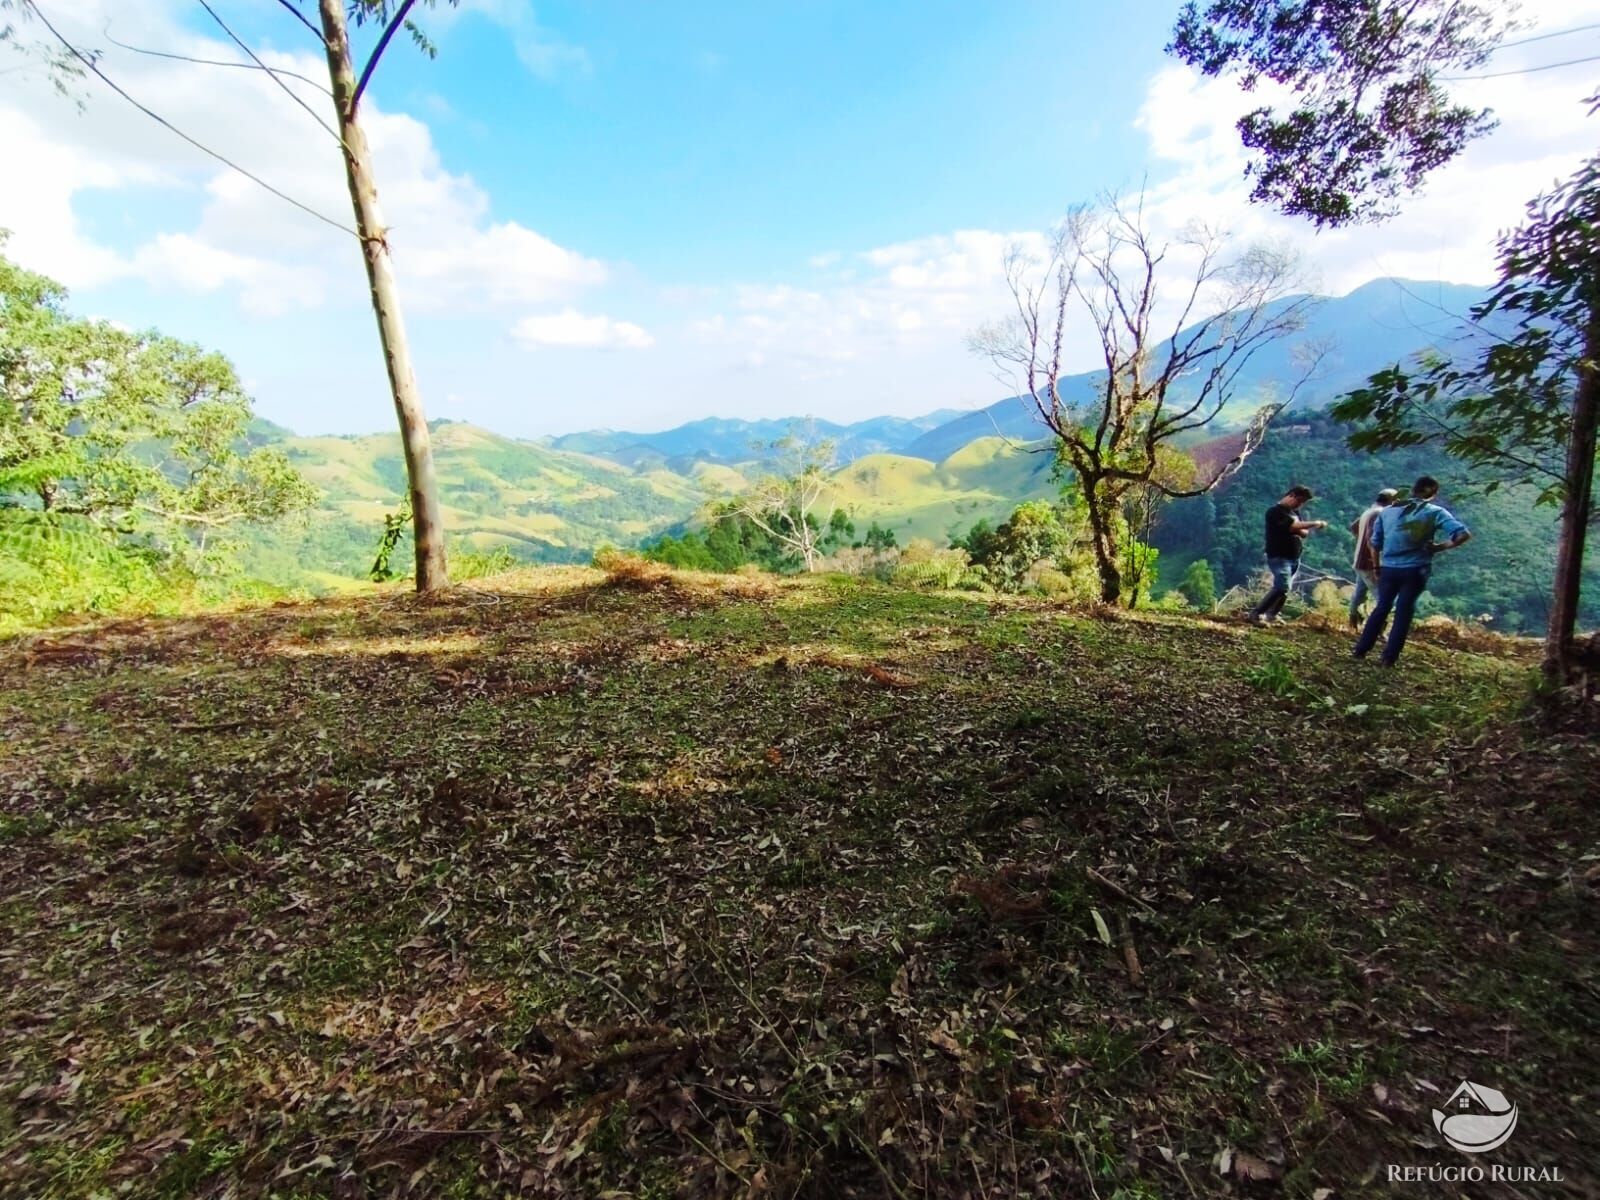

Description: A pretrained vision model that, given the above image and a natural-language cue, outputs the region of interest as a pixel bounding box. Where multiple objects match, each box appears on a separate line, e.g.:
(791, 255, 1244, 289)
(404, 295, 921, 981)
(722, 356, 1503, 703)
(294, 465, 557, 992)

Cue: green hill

(238, 422, 1064, 589)
(825, 438, 1058, 543)
(234, 413, 1581, 635)
(240, 421, 729, 585)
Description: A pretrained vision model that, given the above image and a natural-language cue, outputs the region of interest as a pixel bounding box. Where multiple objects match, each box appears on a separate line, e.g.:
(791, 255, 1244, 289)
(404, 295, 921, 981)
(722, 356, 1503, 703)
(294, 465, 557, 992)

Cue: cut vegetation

(2, 568, 1595, 1197)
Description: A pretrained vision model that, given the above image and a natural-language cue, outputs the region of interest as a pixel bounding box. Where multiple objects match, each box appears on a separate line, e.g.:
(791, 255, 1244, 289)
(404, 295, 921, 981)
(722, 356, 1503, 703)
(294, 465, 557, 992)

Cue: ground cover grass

(2, 567, 1595, 1197)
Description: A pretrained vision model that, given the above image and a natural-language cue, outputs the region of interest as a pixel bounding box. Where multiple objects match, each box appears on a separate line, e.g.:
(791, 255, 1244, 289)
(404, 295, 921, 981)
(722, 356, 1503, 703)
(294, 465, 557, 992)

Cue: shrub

(0, 510, 289, 635)
(1177, 559, 1217, 610)
(1310, 579, 1347, 617)
(892, 539, 974, 590)
(452, 546, 520, 581)
(592, 546, 674, 590)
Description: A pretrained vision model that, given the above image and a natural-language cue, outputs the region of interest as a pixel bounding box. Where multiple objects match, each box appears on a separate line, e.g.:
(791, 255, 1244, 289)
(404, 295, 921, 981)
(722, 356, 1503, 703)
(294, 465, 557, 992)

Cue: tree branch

(349, 0, 418, 117)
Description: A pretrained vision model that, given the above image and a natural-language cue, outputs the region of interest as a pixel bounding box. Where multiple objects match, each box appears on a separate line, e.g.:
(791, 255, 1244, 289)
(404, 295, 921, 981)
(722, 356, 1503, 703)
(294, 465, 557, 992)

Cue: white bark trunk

(318, 0, 448, 593)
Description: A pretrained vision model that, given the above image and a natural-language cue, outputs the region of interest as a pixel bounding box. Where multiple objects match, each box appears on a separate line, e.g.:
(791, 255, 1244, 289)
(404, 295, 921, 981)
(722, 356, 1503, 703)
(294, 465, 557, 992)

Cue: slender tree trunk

(318, 0, 447, 593)
(1083, 478, 1123, 605)
(1544, 301, 1600, 684)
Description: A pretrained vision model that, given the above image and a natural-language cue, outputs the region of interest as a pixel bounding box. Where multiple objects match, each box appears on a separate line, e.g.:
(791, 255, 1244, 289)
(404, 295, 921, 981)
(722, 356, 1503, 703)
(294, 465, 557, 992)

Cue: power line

(1443, 52, 1600, 81)
(24, 0, 357, 238)
(102, 28, 333, 96)
(193, 0, 340, 144)
(1492, 22, 1600, 53)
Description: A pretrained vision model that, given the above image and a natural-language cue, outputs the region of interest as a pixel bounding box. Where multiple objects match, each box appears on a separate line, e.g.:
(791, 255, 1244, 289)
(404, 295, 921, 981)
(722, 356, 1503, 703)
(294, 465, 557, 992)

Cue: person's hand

(1314, 520, 1329, 530)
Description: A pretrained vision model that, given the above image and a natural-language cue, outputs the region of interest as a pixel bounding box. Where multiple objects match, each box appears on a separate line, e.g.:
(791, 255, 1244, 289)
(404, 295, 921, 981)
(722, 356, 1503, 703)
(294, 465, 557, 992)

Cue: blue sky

(4, 0, 1599, 438)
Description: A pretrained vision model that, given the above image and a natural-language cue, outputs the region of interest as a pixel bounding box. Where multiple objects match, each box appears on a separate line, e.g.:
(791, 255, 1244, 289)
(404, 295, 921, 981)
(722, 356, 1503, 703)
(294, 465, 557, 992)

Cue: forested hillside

(228, 411, 1584, 633)
(1152, 413, 1599, 631)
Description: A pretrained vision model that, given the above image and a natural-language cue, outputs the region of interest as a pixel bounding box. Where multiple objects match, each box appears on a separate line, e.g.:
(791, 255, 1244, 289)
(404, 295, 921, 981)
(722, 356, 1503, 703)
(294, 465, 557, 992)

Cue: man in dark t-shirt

(1248, 485, 1327, 624)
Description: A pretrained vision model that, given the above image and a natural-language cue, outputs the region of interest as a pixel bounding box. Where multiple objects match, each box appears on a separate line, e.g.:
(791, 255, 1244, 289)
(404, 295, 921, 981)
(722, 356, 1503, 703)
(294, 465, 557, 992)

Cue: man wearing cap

(1353, 476, 1472, 667)
(1347, 487, 1398, 628)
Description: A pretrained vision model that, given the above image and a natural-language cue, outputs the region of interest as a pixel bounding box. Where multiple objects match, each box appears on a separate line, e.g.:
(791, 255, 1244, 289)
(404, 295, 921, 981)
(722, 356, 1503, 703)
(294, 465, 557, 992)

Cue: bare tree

(731, 421, 839, 573)
(321, 0, 449, 593)
(971, 192, 1320, 605)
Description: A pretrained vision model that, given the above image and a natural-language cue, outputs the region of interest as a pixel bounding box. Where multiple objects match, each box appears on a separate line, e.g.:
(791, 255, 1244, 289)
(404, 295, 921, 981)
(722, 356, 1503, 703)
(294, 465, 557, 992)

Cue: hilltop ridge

(2, 567, 1593, 1196)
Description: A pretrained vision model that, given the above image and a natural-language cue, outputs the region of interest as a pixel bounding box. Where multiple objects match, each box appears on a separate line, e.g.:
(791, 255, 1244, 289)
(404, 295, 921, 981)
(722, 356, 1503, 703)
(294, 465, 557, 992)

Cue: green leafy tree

(1178, 559, 1218, 610)
(861, 521, 899, 552)
(730, 421, 840, 572)
(1334, 155, 1600, 680)
(959, 500, 1076, 592)
(1168, 0, 1508, 226)
(0, 239, 317, 603)
(1168, 1, 1595, 684)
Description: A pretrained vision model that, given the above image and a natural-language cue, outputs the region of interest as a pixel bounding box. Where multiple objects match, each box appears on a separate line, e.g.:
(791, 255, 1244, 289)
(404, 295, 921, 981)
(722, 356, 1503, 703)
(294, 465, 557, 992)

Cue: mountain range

(544, 411, 967, 469)
(901, 278, 1491, 461)
(243, 277, 1504, 591)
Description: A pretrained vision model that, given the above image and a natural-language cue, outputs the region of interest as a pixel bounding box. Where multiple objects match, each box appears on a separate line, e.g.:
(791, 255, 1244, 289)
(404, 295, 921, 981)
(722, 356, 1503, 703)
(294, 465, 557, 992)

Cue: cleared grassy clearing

(1, 567, 1594, 1198)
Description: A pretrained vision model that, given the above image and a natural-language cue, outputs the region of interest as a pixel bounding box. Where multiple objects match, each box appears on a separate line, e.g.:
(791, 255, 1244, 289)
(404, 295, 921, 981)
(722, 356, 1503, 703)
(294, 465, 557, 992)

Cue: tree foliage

(0, 0, 89, 101)
(1168, 0, 1507, 226)
(1178, 558, 1218, 610)
(727, 422, 844, 572)
(0, 238, 316, 626)
(1332, 152, 1600, 508)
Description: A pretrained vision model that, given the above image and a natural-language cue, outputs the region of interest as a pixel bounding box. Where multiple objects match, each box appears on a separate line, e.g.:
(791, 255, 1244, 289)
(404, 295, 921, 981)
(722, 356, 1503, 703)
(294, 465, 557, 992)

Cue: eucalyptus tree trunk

(1544, 304, 1599, 684)
(318, 0, 447, 592)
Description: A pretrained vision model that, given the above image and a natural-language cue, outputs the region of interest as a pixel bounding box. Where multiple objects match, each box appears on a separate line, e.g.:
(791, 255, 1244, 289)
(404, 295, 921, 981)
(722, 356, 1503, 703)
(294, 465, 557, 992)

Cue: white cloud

(512, 309, 654, 350)
(129, 233, 326, 316)
(681, 6, 1600, 412)
(689, 228, 1053, 377)
(0, 0, 605, 316)
(1133, 3, 1600, 293)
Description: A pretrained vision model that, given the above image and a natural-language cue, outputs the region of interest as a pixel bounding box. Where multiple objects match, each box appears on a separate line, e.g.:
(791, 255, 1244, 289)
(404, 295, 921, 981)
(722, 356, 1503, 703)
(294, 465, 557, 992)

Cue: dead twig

(1087, 865, 1158, 914)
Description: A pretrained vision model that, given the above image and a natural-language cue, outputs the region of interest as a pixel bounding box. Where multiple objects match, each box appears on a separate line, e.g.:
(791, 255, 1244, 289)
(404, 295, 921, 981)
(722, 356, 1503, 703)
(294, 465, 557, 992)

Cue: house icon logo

(1433, 1081, 1518, 1153)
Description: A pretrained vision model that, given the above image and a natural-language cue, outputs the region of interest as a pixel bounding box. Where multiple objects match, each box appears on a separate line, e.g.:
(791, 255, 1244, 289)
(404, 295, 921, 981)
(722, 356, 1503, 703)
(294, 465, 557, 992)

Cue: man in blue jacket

(1352, 476, 1472, 667)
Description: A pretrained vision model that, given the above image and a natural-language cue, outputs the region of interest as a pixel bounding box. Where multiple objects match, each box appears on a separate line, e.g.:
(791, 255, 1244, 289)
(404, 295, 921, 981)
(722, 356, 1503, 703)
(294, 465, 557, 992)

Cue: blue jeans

(1353, 565, 1430, 664)
(1251, 556, 1299, 618)
(1348, 568, 1378, 622)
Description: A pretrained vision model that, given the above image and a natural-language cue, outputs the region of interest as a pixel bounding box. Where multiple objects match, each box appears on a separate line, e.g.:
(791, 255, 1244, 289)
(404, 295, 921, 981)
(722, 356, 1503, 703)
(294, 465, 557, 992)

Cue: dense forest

(1151, 412, 1597, 631)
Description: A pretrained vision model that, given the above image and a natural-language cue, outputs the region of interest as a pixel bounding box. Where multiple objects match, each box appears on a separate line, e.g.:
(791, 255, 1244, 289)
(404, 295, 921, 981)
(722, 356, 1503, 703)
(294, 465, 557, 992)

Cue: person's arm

(1429, 510, 1471, 553)
(1290, 519, 1328, 534)
(1369, 514, 1385, 554)
(1347, 517, 1360, 535)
